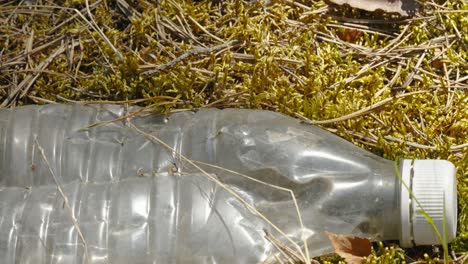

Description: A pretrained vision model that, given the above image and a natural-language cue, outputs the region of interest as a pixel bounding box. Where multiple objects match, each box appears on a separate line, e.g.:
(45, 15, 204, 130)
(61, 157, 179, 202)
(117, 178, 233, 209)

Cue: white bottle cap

(399, 159, 457, 247)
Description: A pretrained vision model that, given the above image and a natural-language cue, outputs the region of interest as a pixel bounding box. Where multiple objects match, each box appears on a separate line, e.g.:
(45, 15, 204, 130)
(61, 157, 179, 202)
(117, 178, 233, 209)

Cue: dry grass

(0, 0, 467, 262)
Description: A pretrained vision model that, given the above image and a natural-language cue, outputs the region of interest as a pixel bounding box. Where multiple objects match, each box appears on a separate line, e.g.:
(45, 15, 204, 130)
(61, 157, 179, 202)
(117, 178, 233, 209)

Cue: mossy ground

(0, 0, 467, 262)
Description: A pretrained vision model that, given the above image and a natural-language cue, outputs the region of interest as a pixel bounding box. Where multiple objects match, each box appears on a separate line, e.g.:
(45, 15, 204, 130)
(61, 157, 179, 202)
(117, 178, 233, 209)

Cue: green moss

(1, 0, 467, 261)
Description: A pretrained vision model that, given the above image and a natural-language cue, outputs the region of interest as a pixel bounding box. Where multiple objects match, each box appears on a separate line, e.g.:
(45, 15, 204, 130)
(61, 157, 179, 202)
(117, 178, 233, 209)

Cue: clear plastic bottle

(0, 104, 457, 263)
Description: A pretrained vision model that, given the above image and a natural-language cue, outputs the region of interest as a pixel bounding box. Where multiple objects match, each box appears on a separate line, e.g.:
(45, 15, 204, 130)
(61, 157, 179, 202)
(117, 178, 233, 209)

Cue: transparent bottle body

(0, 104, 401, 263)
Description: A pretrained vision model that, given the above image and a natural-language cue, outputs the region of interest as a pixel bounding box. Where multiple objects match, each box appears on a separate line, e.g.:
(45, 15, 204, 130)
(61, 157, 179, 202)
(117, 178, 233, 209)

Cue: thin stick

(377, 25, 412, 54)
(1, 41, 80, 108)
(401, 51, 427, 88)
(384, 136, 467, 152)
(374, 65, 402, 98)
(26, 29, 34, 68)
(326, 23, 395, 38)
(264, 233, 295, 264)
(449, 143, 468, 152)
(327, 60, 389, 89)
(143, 40, 239, 75)
(85, 100, 180, 128)
(187, 15, 225, 43)
(231, 53, 304, 66)
(78, 95, 182, 105)
(300, 91, 428, 125)
(384, 136, 436, 150)
(2, 35, 65, 65)
(27, 95, 58, 104)
(264, 231, 303, 262)
(4, 4, 122, 61)
(85, 0, 123, 59)
(203, 91, 248, 107)
(35, 139, 89, 264)
(274, 255, 286, 264)
(48, 0, 102, 33)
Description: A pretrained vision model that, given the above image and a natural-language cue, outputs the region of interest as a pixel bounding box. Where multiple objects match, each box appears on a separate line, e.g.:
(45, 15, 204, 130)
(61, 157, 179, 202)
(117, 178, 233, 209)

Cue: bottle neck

(378, 160, 401, 241)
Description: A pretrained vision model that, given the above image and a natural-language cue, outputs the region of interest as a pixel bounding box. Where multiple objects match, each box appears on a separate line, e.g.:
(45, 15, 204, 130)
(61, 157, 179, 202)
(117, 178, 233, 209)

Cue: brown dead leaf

(325, 231, 372, 264)
(326, 0, 420, 16)
(337, 29, 364, 43)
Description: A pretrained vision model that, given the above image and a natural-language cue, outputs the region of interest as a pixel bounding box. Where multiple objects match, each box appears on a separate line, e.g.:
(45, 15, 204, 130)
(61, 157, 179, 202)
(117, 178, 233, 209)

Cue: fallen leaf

(325, 231, 372, 264)
(326, 0, 420, 16)
(337, 29, 364, 43)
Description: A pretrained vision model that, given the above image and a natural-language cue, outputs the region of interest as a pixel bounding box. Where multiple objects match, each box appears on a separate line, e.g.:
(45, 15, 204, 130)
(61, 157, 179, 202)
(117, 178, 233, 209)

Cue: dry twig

(35, 139, 90, 264)
(142, 40, 240, 75)
(299, 91, 429, 125)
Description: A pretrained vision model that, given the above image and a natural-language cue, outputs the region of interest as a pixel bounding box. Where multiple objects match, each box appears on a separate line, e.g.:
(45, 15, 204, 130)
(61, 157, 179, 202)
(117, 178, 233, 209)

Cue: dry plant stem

(116, 0, 141, 18)
(35, 139, 90, 264)
(231, 53, 304, 66)
(403, 113, 430, 143)
(443, 61, 454, 111)
(76, 95, 181, 105)
(85, 0, 123, 60)
(26, 30, 34, 68)
(187, 15, 224, 43)
(455, 253, 468, 263)
(27, 95, 58, 104)
(1, 41, 80, 108)
(264, 236, 293, 264)
(264, 231, 303, 262)
(48, 0, 102, 33)
(203, 91, 249, 107)
(326, 23, 395, 38)
(383, 136, 468, 152)
(1, 35, 65, 66)
(274, 255, 286, 264)
(374, 65, 402, 98)
(279, 66, 307, 86)
(264, 233, 296, 264)
(176, 14, 198, 45)
(129, 123, 309, 263)
(448, 143, 468, 152)
(284, 0, 312, 10)
(328, 15, 414, 24)
(401, 51, 427, 88)
(384, 135, 436, 150)
(300, 90, 428, 125)
(85, 100, 181, 128)
(327, 60, 388, 89)
(3, 4, 120, 61)
(378, 27, 413, 55)
(142, 40, 240, 75)
(160, 16, 203, 46)
(166, 0, 197, 41)
(56, 95, 82, 103)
